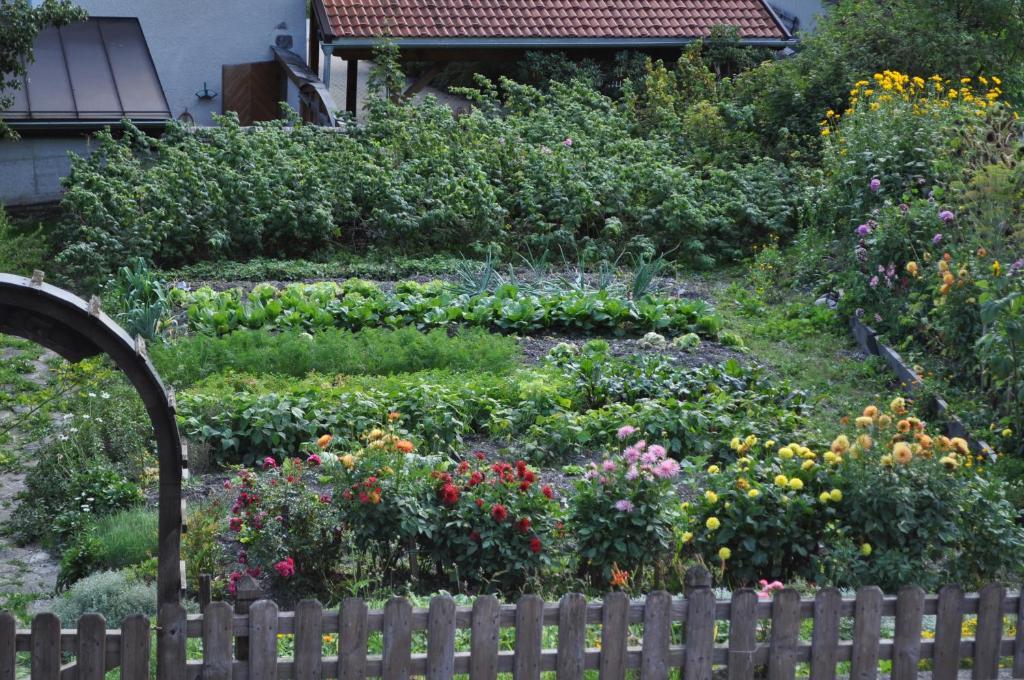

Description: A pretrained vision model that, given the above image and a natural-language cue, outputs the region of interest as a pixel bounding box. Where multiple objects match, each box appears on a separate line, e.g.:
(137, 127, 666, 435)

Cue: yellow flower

(830, 489, 843, 502)
(860, 543, 873, 556)
(774, 474, 789, 487)
(788, 478, 804, 491)
(705, 491, 719, 504)
(745, 434, 758, 448)
(681, 531, 694, 543)
(993, 260, 1001, 277)
(801, 459, 815, 471)
(940, 455, 959, 470)
(863, 405, 879, 418)
(881, 454, 893, 466)
(878, 414, 893, 428)
(1003, 428, 1013, 438)
(831, 435, 850, 454)
(890, 397, 907, 415)
(730, 437, 742, 451)
(340, 454, 355, 469)
(950, 437, 970, 455)
(905, 261, 919, 277)
(707, 465, 720, 474)
(747, 489, 760, 498)
(893, 442, 913, 464)
(855, 416, 873, 428)
(706, 517, 721, 530)
(857, 434, 874, 450)
(778, 446, 794, 460)
(764, 440, 776, 449)
(718, 547, 732, 561)
(819, 491, 832, 503)
(823, 451, 838, 464)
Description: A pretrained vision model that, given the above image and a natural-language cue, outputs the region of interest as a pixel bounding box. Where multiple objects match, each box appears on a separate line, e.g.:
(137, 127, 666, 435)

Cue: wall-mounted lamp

(195, 82, 218, 100)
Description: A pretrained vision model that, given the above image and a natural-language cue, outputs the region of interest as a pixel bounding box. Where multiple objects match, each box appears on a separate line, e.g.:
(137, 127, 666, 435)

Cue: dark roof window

(2, 17, 170, 124)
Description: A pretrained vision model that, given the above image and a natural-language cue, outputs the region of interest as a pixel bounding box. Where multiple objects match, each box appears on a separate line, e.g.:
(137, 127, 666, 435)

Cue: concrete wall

(0, 137, 91, 206)
(72, 0, 306, 126)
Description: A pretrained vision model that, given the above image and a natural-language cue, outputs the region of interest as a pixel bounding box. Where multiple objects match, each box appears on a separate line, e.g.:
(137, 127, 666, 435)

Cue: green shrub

(152, 327, 520, 387)
(58, 507, 157, 587)
(51, 570, 156, 627)
(0, 207, 48, 276)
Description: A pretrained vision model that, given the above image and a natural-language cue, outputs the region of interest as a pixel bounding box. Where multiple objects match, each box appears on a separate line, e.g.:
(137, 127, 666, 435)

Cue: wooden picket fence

(5, 570, 1024, 679)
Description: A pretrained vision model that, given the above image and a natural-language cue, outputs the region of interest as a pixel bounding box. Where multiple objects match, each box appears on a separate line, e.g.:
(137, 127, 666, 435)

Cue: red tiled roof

(317, 0, 789, 41)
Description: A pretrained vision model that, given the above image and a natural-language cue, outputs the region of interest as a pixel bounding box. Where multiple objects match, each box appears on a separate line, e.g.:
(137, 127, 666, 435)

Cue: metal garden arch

(0, 272, 184, 611)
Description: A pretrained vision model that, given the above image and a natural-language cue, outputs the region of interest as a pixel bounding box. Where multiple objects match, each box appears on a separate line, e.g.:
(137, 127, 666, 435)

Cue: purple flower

(623, 446, 641, 464)
(939, 210, 955, 223)
(562, 137, 573, 147)
(856, 224, 871, 237)
(540, 145, 552, 154)
(617, 425, 637, 441)
(614, 499, 635, 513)
(874, 313, 882, 323)
(899, 203, 910, 213)
(932, 233, 943, 244)
(648, 444, 667, 459)
(625, 465, 639, 480)
(653, 459, 680, 479)
(602, 459, 617, 472)
(870, 178, 881, 192)
(869, 275, 880, 288)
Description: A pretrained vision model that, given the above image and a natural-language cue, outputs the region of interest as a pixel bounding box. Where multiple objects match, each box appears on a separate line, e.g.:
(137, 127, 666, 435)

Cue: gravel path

(0, 347, 62, 602)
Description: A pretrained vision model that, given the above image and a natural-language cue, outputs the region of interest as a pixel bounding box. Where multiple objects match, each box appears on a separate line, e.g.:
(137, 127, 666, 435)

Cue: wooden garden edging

(6, 569, 1024, 680)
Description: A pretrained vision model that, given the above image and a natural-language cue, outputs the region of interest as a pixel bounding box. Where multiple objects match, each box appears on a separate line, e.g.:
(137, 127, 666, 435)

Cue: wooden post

(932, 585, 964, 680)
(76, 613, 107, 680)
(767, 589, 800, 680)
(234, 574, 262, 662)
(382, 597, 412, 680)
(640, 591, 671, 680)
(470, 595, 500, 680)
(249, 600, 280, 680)
(849, 586, 883, 680)
(973, 583, 1006, 680)
(600, 591, 629, 680)
(345, 59, 358, 114)
(339, 598, 369, 680)
(426, 595, 457, 680)
(556, 593, 586, 680)
(0, 611, 15, 680)
(727, 589, 757, 680)
(120, 615, 151, 680)
(203, 601, 234, 680)
(30, 613, 61, 680)
(199, 573, 212, 613)
(294, 600, 324, 680)
(891, 585, 925, 680)
(683, 566, 714, 680)
(513, 594, 543, 680)
(157, 603, 187, 680)
(809, 588, 841, 680)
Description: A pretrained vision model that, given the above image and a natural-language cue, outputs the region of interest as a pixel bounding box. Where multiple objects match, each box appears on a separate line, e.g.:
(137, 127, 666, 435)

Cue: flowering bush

(226, 457, 343, 598)
(420, 453, 559, 591)
(681, 434, 839, 584)
(568, 433, 681, 585)
(683, 400, 1024, 589)
(323, 420, 436, 573)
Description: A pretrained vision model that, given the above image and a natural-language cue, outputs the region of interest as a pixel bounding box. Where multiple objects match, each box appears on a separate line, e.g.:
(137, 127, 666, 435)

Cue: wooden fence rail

(4, 571, 1024, 679)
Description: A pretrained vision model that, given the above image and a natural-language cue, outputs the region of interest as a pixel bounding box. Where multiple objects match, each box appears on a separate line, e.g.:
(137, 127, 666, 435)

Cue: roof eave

(321, 36, 797, 49)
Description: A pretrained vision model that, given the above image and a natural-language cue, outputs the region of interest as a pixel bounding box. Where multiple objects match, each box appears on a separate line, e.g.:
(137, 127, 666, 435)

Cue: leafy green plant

(152, 327, 520, 387)
(103, 257, 170, 341)
(173, 280, 723, 339)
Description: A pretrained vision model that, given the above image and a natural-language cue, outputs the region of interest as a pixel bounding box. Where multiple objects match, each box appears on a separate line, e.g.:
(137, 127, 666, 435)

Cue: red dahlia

(491, 504, 508, 522)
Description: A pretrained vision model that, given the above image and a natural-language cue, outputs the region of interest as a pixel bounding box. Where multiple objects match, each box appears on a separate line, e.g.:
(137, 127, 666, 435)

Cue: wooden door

(222, 61, 285, 125)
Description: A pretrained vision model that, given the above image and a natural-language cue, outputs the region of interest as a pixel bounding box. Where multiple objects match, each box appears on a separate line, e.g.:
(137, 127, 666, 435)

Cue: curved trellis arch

(0, 272, 184, 610)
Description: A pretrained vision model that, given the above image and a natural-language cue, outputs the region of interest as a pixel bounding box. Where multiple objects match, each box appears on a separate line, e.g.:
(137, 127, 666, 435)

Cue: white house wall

(72, 0, 306, 126)
(0, 137, 92, 206)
